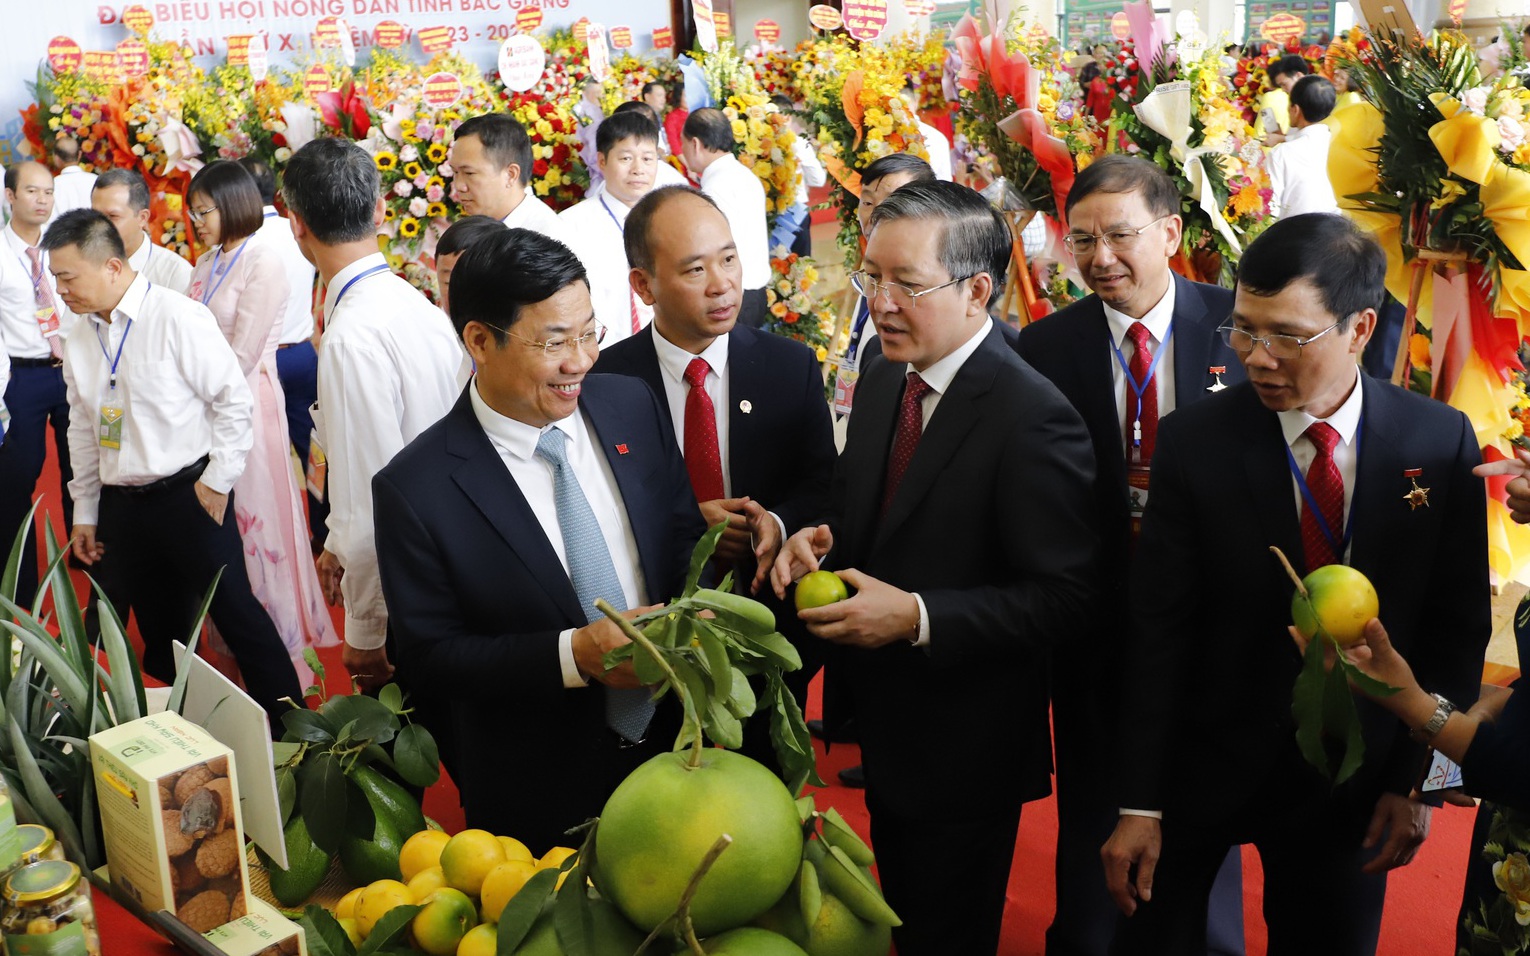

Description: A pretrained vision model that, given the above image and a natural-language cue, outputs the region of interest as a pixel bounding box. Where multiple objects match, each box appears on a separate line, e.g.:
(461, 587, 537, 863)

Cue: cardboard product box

(89, 714, 252, 934)
(202, 897, 306, 956)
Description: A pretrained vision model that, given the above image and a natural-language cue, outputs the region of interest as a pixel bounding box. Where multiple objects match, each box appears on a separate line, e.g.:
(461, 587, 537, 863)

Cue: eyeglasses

(481, 321, 607, 356)
(1218, 318, 1347, 360)
(1063, 215, 1170, 255)
(849, 271, 973, 309)
(188, 205, 218, 225)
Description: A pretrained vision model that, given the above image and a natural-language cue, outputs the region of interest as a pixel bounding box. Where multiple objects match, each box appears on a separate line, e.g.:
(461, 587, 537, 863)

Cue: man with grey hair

(282, 139, 470, 692)
(768, 180, 1101, 954)
(91, 168, 193, 295)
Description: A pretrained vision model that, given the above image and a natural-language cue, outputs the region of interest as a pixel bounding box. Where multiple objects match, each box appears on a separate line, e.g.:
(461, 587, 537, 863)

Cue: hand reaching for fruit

(796, 569, 921, 649)
(770, 524, 834, 599)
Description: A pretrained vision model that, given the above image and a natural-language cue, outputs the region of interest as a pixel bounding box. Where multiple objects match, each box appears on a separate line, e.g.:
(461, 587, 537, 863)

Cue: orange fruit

(456, 922, 497, 956)
(407, 865, 449, 900)
(412, 887, 479, 956)
(794, 571, 848, 611)
(1292, 565, 1379, 646)
(400, 829, 452, 883)
(354, 879, 414, 938)
(440, 830, 507, 896)
(537, 846, 578, 871)
(497, 836, 535, 864)
(334, 886, 363, 921)
(479, 860, 539, 923)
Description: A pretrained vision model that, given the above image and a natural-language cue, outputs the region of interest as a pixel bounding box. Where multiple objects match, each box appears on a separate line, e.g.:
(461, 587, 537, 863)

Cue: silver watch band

(1414, 693, 1456, 742)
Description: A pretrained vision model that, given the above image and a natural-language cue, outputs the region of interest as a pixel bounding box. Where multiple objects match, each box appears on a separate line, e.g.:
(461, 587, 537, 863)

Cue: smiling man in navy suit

(372, 228, 704, 853)
(1017, 155, 1247, 956)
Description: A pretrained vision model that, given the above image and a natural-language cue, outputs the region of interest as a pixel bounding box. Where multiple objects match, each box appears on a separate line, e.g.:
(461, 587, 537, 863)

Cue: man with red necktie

(1104, 214, 1491, 955)
(769, 181, 1100, 955)
(596, 185, 835, 769)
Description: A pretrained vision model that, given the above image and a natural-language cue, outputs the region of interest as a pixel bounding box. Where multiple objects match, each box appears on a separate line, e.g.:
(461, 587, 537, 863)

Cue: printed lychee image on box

(90, 715, 253, 934)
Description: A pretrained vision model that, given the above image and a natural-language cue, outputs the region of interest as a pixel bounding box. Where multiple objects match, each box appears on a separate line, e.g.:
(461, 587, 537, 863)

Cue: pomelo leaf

(1323, 655, 1367, 786)
(300, 904, 357, 956)
(357, 904, 421, 956)
(298, 752, 349, 853)
(684, 521, 728, 597)
(1291, 631, 1330, 779)
(393, 722, 441, 787)
(495, 867, 557, 953)
(1335, 652, 1402, 698)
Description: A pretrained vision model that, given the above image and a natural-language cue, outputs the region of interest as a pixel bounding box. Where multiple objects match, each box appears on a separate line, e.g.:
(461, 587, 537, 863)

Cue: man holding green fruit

(769, 181, 1101, 955)
(1103, 214, 1491, 955)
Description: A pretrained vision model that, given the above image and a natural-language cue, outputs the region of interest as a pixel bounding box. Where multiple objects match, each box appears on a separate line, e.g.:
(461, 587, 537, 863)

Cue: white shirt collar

(5, 222, 38, 254)
(653, 325, 730, 387)
(1277, 366, 1364, 448)
(1287, 123, 1330, 143)
(698, 153, 739, 188)
(502, 191, 546, 227)
(469, 377, 581, 463)
(1102, 274, 1177, 347)
(324, 252, 390, 316)
(91, 272, 151, 328)
(59, 166, 85, 175)
(909, 320, 991, 395)
(596, 187, 634, 226)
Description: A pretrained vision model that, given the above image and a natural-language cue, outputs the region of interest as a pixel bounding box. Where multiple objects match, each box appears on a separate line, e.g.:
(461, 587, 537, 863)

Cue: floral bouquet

(500, 94, 588, 211)
(24, 67, 120, 171)
(747, 46, 797, 100)
(763, 249, 836, 363)
(599, 53, 678, 117)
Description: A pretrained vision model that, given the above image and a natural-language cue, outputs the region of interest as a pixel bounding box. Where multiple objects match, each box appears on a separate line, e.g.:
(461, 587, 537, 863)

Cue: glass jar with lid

(14, 826, 64, 869)
(0, 859, 101, 955)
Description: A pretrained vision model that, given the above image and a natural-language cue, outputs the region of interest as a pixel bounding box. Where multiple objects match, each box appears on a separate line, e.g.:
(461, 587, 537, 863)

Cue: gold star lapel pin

(1403, 468, 1430, 510)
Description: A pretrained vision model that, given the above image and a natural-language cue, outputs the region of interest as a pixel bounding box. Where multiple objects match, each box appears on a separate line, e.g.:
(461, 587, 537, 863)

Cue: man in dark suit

(373, 228, 704, 853)
(768, 181, 1100, 954)
(595, 187, 835, 768)
(1017, 155, 1246, 956)
(1103, 214, 1490, 954)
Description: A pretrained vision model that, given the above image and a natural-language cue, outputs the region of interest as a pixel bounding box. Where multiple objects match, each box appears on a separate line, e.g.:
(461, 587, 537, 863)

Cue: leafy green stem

(595, 598, 704, 769)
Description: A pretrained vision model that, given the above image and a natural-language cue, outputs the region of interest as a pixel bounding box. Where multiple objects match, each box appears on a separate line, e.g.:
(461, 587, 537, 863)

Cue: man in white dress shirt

(91, 169, 193, 296)
(681, 108, 771, 329)
(558, 111, 665, 347)
(901, 84, 953, 182)
(239, 157, 324, 550)
(0, 160, 68, 604)
(47, 136, 97, 222)
(1267, 76, 1340, 220)
(609, 102, 687, 188)
(282, 138, 471, 692)
(47, 209, 301, 726)
(449, 113, 569, 246)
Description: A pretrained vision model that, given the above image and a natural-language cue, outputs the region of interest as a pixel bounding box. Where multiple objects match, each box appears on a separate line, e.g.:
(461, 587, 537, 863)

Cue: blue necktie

(534, 426, 655, 742)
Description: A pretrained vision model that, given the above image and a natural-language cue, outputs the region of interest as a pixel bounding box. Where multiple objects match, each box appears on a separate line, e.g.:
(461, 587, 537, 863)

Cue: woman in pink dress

(186, 162, 334, 686)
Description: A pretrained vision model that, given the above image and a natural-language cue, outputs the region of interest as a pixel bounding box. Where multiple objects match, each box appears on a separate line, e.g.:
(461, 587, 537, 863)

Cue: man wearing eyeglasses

(281, 139, 472, 694)
(597, 186, 836, 772)
(1016, 154, 1246, 956)
(372, 227, 705, 851)
(1103, 213, 1489, 954)
(770, 181, 1100, 955)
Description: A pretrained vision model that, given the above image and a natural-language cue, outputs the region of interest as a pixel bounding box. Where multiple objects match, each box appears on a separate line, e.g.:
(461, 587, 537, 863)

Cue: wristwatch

(1411, 693, 1456, 743)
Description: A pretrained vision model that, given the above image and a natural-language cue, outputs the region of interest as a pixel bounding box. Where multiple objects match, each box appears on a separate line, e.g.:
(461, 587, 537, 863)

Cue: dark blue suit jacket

(595, 324, 836, 536)
(373, 375, 704, 848)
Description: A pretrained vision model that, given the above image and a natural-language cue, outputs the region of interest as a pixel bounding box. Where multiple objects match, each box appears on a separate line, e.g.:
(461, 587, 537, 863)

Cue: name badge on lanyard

(94, 308, 139, 450)
(1127, 461, 1151, 540)
(832, 363, 859, 417)
(35, 305, 60, 338)
(306, 429, 327, 502)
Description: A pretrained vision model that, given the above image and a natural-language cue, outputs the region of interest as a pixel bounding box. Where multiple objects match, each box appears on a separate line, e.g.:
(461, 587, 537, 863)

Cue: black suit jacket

(595, 323, 835, 535)
(1018, 275, 1242, 607)
(828, 324, 1100, 817)
(1120, 376, 1490, 821)
(373, 375, 705, 846)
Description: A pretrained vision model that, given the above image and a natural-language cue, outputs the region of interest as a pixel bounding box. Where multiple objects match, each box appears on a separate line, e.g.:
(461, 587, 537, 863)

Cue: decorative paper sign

(515, 7, 543, 34)
(423, 72, 463, 108)
(692, 0, 718, 53)
(715, 11, 732, 37)
(652, 26, 674, 49)
(117, 38, 149, 78)
(904, 0, 935, 15)
(1110, 12, 1131, 39)
(247, 33, 269, 82)
(417, 25, 454, 54)
(498, 34, 545, 92)
(610, 26, 633, 49)
(304, 63, 331, 97)
(587, 24, 611, 83)
(1447, 0, 1466, 24)
(843, 0, 889, 41)
(82, 50, 121, 83)
(572, 17, 590, 43)
(122, 4, 154, 35)
(808, 5, 843, 30)
(226, 34, 252, 66)
(47, 36, 82, 73)
(1259, 12, 1306, 42)
(374, 21, 406, 49)
(314, 16, 343, 48)
(755, 19, 780, 43)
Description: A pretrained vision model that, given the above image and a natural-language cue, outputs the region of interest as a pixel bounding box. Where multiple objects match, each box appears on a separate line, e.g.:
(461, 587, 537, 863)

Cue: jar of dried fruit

(0, 859, 101, 956)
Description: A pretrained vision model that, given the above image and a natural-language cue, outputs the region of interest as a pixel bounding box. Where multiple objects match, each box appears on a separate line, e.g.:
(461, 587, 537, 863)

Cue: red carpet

(31, 442, 1478, 955)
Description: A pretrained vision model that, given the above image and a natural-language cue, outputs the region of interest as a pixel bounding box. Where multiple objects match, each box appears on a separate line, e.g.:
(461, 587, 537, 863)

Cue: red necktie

(683, 357, 724, 503)
(26, 247, 63, 361)
(1300, 422, 1344, 571)
(881, 372, 932, 516)
(1125, 321, 1158, 462)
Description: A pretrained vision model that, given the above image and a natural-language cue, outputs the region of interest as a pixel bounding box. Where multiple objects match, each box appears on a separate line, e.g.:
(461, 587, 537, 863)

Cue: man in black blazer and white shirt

(1103, 214, 1490, 954)
(770, 181, 1100, 955)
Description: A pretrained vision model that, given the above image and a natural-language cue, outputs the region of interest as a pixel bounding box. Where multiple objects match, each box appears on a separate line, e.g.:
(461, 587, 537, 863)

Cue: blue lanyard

(332, 263, 390, 314)
(1285, 414, 1364, 561)
(1110, 320, 1173, 449)
(848, 297, 871, 362)
(94, 315, 136, 391)
(200, 241, 249, 306)
(598, 192, 625, 234)
(263, 210, 280, 219)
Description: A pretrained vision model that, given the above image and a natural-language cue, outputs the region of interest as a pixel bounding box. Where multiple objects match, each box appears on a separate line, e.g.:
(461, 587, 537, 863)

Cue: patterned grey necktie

(534, 426, 654, 742)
